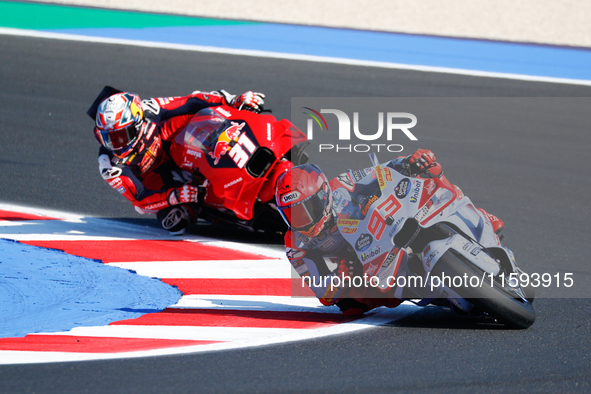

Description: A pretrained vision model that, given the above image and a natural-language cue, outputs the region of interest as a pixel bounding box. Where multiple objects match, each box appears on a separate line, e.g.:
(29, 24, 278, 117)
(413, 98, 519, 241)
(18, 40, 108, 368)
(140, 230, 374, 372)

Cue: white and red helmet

(94, 92, 145, 158)
(276, 164, 332, 237)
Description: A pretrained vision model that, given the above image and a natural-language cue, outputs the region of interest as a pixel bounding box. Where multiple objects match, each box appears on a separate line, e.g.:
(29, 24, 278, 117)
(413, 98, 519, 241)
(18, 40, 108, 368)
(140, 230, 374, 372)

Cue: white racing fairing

(334, 158, 534, 328)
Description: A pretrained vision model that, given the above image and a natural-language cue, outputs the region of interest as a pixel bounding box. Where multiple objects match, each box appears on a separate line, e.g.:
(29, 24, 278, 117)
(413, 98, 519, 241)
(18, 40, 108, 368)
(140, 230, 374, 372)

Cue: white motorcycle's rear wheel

(431, 250, 536, 329)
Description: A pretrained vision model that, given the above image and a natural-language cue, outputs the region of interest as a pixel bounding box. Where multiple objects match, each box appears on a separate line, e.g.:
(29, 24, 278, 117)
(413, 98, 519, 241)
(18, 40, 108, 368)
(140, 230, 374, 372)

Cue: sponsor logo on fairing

(224, 177, 243, 189)
(186, 149, 202, 159)
(352, 170, 365, 182)
(361, 195, 379, 216)
(364, 167, 376, 177)
(410, 180, 422, 203)
(381, 249, 399, 269)
(337, 218, 360, 227)
(355, 233, 373, 251)
(384, 167, 393, 182)
(361, 246, 381, 262)
(209, 122, 257, 168)
(216, 107, 232, 117)
(425, 179, 436, 195)
(414, 204, 430, 222)
(395, 178, 410, 199)
(341, 226, 358, 235)
(116, 187, 126, 194)
(376, 167, 386, 189)
(387, 217, 405, 238)
(366, 261, 379, 275)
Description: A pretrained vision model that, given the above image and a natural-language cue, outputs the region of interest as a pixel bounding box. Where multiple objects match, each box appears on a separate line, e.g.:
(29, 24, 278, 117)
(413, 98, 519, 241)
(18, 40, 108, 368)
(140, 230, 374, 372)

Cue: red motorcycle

(169, 105, 308, 232)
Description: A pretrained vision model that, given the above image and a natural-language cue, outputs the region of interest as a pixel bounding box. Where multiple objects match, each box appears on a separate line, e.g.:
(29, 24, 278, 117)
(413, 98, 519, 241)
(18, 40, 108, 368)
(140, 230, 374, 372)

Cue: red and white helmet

(276, 164, 332, 237)
(94, 92, 145, 158)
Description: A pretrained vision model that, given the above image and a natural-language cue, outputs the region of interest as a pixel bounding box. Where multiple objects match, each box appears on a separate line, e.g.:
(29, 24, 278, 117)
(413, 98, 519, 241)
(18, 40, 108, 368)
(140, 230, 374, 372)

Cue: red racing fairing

(170, 105, 307, 221)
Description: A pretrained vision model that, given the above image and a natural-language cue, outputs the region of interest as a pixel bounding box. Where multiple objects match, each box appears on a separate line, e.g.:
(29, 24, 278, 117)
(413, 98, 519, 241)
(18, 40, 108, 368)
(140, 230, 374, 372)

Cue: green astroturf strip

(0, 0, 259, 29)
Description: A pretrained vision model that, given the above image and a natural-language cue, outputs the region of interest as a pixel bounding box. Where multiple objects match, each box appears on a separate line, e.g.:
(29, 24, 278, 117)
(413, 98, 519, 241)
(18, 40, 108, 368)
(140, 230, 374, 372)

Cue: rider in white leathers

(275, 149, 504, 315)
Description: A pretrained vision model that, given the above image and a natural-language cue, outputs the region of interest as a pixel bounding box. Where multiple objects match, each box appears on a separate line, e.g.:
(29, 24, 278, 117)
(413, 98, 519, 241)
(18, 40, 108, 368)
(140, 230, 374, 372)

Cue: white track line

(106, 260, 289, 278)
(36, 325, 305, 341)
(173, 295, 331, 311)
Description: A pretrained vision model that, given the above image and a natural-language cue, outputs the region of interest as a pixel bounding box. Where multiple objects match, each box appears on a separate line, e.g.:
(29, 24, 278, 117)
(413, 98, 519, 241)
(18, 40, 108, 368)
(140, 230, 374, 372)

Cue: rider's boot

(157, 204, 198, 235)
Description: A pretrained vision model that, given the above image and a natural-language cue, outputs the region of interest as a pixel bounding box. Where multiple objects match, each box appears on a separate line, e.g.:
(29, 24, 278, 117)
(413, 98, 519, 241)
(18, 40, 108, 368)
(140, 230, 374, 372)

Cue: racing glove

(231, 91, 265, 112)
(167, 184, 199, 206)
(409, 149, 436, 170)
(337, 259, 362, 280)
(407, 149, 442, 177)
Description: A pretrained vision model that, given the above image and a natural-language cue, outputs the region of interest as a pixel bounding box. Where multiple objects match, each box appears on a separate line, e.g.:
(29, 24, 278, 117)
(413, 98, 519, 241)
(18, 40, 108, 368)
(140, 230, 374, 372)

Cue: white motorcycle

(335, 154, 535, 329)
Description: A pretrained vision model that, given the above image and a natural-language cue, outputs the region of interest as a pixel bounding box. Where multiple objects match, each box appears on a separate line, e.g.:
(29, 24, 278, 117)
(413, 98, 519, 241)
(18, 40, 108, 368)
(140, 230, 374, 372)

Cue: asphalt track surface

(1, 34, 591, 392)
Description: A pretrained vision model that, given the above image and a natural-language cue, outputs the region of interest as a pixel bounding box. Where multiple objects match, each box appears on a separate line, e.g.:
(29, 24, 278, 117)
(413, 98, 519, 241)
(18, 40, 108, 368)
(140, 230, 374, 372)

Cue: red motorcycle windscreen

(182, 108, 227, 152)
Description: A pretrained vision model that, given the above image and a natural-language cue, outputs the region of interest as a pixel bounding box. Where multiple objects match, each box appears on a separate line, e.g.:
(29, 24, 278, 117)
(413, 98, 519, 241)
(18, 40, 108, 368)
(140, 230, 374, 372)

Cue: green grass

(0, 0, 258, 29)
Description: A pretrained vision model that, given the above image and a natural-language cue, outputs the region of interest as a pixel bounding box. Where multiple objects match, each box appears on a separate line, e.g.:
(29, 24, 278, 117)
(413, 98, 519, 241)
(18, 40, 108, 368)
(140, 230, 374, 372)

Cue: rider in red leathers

(91, 87, 264, 234)
(275, 149, 505, 315)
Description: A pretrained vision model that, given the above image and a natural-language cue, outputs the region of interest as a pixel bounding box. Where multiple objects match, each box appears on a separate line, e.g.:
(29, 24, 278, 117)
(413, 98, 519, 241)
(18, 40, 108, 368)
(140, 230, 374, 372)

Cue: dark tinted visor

(101, 123, 139, 153)
(279, 183, 329, 230)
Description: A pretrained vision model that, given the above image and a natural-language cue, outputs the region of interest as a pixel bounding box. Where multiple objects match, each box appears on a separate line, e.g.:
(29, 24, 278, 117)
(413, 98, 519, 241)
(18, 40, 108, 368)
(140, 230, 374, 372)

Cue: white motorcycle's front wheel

(431, 250, 536, 329)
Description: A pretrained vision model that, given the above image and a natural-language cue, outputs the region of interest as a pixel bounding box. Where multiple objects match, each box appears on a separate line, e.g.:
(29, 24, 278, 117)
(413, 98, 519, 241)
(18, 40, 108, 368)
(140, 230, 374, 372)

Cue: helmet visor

(101, 123, 139, 153)
(279, 183, 330, 231)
